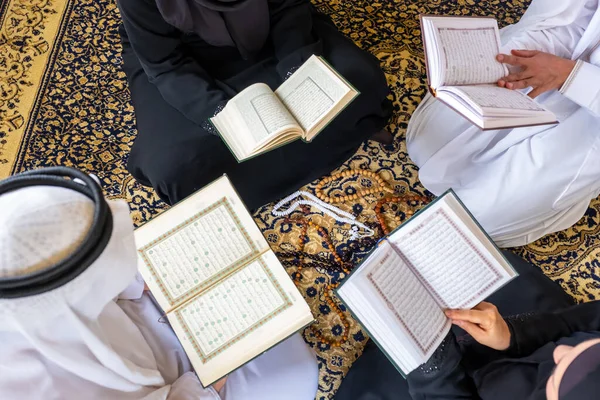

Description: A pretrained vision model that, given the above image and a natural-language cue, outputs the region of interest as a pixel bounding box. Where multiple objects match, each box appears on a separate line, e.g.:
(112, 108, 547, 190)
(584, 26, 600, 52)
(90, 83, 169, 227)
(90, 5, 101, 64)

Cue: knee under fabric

(0, 166, 111, 298)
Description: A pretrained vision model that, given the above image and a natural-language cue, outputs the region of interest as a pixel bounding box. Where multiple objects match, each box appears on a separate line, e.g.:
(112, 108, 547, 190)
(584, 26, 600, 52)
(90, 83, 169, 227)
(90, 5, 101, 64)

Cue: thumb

(453, 319, 486, 342)
(511, 49, 539, 58)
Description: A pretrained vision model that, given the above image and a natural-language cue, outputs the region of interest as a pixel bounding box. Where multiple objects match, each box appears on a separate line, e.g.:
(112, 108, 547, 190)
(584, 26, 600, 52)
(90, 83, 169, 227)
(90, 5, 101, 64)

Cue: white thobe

(0, 277, 319, 400)
(0, 195, 318, 400)
(119, 284, 319, 400)
(406, 0, 600, 247)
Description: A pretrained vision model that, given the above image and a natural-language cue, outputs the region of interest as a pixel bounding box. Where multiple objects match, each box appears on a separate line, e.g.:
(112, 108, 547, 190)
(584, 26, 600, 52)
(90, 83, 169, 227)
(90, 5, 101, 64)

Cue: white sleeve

(166, 372, 222, 400)
(560, 60, 600, 117)
(501, 22, 586, 58)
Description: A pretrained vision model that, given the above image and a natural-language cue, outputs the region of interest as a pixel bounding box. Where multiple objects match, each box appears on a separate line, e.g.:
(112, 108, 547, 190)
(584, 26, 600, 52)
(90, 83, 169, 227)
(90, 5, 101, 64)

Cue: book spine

(163, 246, 272, 315)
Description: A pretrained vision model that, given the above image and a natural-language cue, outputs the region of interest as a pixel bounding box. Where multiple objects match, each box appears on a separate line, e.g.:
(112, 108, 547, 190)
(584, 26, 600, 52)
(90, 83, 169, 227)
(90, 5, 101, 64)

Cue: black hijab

(559, 343, 600, 400)
(155, 0, 270, 59)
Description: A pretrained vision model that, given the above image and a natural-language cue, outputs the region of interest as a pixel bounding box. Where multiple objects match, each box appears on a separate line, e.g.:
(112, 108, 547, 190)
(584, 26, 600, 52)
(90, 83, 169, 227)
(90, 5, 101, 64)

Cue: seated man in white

(0, 167, 318, 400)
(407, 0, 600, 247)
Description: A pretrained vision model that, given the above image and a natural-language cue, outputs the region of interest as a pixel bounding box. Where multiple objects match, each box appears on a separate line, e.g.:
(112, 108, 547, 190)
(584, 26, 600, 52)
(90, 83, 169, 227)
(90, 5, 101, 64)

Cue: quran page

(338, 191, 517, 374)
(210, 57, 356, 160)
(367, 241, 450, 358)
(135, 176, 270, 311)
(424, 16, 508, 86)
(210, 83, 302, 160)
(229, 83, 299, 144)
(169, 251, 313, 386)
(337, 242, 451, 374)
(421, 16, 557, 129)
(276, 55, 357, 138)
(390, 192, 516, 310)
(444, 85, 546, 112)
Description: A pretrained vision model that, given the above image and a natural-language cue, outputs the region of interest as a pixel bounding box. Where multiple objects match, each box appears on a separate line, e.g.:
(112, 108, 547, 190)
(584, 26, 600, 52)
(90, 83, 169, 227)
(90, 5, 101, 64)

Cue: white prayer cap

(0, 186, 94, 278)
(0, 184, 138, 331)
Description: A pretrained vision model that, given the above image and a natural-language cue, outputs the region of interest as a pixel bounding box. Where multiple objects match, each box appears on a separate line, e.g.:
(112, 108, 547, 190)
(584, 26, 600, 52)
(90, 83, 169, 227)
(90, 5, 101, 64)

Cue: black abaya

(118, 0, 391, 209)
(335, 252, 599, 400)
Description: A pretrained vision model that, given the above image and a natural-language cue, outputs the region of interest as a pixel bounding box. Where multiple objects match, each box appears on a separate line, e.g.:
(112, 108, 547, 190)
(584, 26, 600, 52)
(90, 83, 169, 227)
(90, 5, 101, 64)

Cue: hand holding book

(212, 376, 228, 392)
(337, 190, 518, 375)
(445, 302, 511, 351)
(420, 15, 558, 129)
(496, 50, 578, 98)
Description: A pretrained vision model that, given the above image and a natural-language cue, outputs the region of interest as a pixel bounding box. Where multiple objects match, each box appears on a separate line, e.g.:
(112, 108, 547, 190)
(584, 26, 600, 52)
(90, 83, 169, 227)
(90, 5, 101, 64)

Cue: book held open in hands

(134, 176, 313, 387)
(420, 15, 558, 130)
(210, 55, 358, 162)
(337, 191, 518, 376)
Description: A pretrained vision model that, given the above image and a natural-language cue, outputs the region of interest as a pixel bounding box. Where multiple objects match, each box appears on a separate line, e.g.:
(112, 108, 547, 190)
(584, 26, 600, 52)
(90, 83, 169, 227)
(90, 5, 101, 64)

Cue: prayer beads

(315, 169, 394, 204)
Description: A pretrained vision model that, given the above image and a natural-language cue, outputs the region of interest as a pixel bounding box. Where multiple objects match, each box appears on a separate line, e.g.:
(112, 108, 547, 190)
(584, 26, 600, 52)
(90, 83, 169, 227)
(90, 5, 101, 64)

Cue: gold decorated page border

(174, 257, 293, 363)
(138, 198, 259, 307)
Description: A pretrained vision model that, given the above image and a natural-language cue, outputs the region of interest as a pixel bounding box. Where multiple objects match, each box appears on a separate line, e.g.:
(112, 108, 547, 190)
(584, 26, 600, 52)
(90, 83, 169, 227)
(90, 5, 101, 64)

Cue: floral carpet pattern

(3, 0, 600, 398)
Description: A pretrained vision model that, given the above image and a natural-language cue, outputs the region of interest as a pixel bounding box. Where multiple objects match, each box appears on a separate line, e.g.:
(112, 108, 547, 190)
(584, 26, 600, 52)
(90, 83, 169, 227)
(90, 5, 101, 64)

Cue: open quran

(420, 15, 557, 130)
(134, 176, 313, 387)
(337, 191, 517, 376)
(210, 55, 358, 162)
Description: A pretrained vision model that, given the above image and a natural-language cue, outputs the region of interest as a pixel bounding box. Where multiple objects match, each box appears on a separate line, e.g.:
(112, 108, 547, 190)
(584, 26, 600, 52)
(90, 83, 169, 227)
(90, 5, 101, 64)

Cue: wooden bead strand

(315, 169, 394, 204)
(309, 282, 351, 348)
(277, 251, 352, 274)
(375, 195, 431, 235)
(284, 218, 353, 348)
(291, 219, 350, 279)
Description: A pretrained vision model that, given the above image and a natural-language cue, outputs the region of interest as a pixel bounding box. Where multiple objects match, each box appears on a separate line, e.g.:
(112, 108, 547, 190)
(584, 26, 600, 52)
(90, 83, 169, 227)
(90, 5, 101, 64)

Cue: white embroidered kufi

(0, 185, 139, 331)
(0, 186, 94, 278)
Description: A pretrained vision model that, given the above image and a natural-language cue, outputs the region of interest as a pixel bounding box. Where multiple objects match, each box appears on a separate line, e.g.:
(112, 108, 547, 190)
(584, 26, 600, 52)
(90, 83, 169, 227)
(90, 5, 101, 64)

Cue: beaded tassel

(272, 190, 374, 239)
(287, 218, 352, 348)
(310, 282, 350, 348)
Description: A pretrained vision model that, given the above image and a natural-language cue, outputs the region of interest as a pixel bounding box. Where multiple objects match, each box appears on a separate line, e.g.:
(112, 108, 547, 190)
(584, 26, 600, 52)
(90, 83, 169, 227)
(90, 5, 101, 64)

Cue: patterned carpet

(3, 0, 600, 398)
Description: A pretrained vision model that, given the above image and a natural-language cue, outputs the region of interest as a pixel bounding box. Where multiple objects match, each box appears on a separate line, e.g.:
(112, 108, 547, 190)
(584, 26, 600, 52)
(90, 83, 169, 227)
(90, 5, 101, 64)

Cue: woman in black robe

(117, 0, 392, 209)
(336, 252, 600, 400)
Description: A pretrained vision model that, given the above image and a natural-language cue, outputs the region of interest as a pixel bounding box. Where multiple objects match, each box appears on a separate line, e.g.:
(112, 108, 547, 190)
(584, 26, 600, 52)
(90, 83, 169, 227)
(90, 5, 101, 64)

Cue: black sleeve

(506, 300, 600, 358)
(118, 0, 229, 128)
(407, 333, 480, 399)
(406, 301, 600, 398)
(268, 0, 323, 77)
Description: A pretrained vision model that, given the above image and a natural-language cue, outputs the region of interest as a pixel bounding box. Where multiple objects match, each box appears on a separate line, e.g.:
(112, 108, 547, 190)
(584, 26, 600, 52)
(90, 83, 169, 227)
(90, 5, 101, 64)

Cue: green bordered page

(211, 55, 359, 162)
(135, 175, 314, 387)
